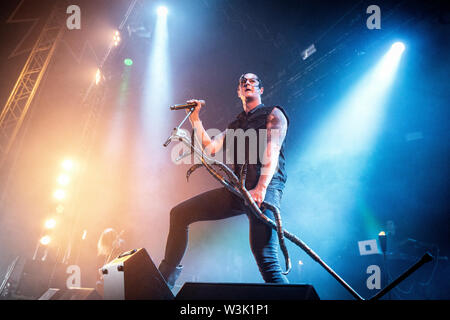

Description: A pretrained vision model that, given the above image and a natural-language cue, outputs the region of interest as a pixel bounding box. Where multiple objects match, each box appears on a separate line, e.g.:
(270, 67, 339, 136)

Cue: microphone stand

(369, 253, 433, 300)
(163, 107, 195, 147)
(163, 108, 434, 300)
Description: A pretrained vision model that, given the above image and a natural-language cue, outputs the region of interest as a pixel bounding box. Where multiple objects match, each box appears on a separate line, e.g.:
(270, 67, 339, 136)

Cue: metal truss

(0, 1, 67, 168)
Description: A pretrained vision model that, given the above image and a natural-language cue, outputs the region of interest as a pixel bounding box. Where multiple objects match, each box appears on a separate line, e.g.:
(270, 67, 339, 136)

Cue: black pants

(162, 187, 289, 283)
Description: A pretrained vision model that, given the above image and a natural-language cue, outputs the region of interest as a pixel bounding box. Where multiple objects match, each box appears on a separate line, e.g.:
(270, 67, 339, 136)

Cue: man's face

(237, 73, 264, 100)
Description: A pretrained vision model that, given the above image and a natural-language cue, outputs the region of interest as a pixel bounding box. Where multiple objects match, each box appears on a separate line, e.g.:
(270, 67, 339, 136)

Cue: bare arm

(187, 99, 225, 155)
(249, 107, 288, 207)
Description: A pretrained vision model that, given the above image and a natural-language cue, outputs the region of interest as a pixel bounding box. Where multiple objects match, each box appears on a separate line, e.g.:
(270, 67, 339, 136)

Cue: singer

(159, 73, 290, 288)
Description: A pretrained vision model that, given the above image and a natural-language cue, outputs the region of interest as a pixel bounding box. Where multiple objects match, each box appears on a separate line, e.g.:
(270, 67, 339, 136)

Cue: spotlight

(45, 218, 57, 229)
(157, 6, 168, 17)
(53, 189, 66, 200)
(391, 42, 405, 54)
(113, 30, 121, 46)
(291, 40, 406, 240)
(95, 68, 102, 85)
(40, 235, 51, 246)
(376, 41, 406, 78)
(57, 173, 70, 186)
(61, 159, 74, 171)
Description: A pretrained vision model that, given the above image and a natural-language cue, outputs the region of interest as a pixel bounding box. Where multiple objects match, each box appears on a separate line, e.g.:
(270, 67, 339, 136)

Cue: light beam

(286, 41, 406, 252)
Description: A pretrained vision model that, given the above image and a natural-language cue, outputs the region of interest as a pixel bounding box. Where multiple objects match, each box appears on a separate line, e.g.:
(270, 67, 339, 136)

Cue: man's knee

(169, 204, 191, 229)
(169, 205, 182, 223)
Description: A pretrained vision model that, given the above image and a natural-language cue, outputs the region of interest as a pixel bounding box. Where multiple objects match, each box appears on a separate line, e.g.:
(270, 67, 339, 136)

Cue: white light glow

(142, 2, 171, 129)
(61, 159, 74, 171)
(113, 30, 121, 46)
(57, 173, 70, 186)
(40, 235, 51, 245)
(286, 41, 406, 251)
(95, 68, 102, 85)
(157, 6, 168, 17)
(45, 218, 56, 229)
(391, 42, 405, 54)
(53, 189, 66, 200)
(56, 204, 64, 214)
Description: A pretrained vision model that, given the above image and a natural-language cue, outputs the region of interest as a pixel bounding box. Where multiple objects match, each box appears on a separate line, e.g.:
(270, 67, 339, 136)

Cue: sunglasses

(239, 76, 260, 87)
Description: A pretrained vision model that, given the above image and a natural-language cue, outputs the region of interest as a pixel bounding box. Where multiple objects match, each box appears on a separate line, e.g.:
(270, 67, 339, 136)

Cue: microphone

(170, 100, 205, 110)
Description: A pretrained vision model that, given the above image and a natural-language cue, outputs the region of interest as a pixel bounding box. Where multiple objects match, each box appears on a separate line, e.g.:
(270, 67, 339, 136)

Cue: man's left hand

(248, 186, 267, 208)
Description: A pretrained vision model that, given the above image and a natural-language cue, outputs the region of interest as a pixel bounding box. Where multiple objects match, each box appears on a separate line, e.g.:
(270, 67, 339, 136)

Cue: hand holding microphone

(186, 99, 204, 123)
(170, 99, 205, 111)
(170, 99, 205, 124)
(164, 99, 206, 147)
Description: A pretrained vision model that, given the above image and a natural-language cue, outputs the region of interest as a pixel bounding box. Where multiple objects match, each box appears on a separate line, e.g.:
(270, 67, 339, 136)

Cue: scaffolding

(0, 1, 67, 169)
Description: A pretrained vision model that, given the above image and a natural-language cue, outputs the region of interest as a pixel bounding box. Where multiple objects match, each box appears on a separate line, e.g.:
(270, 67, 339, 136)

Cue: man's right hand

(184, 99, 225, 155)
(186, 99, 204, 123)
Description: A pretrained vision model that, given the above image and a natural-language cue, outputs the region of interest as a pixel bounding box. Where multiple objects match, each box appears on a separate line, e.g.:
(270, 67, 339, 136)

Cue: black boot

(158, 260, 183, 289)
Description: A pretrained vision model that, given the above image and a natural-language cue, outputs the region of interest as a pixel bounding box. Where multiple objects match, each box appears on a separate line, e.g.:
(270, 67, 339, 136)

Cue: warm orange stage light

(61, 159, 74, 171)
(40, 235, 51, 245)
(53, 189, 66, 200)
(44, 218, 56, 229)
(57, 173, 70, 186)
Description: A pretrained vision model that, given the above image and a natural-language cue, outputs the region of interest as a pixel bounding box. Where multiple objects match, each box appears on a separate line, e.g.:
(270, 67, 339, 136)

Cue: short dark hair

(239, 73, 263, 89)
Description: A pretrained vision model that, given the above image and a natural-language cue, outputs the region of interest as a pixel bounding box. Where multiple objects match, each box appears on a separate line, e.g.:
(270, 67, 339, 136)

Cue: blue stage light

(157, 6, 168, 17)
(284, 41, 407, 255)
(391, 42, 405, 54)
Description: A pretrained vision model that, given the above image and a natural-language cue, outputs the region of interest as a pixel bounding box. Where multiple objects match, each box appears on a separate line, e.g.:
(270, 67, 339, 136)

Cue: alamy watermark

(170, 127, 282, 176)
(66, 5, 382, 31)
(66, 5, 81, 30)
(366, 5, 381, 30)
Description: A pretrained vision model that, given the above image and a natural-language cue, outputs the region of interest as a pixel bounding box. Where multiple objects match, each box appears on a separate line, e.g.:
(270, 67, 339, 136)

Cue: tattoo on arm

(266, 108, 288, 153)
(259, 108, 288, 186)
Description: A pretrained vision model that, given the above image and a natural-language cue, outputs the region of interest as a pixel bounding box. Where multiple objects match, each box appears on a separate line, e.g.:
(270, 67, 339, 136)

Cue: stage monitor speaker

(101, 248, 174, 300)
(38, 288, 101, 300)
(176, 282, 320, 300)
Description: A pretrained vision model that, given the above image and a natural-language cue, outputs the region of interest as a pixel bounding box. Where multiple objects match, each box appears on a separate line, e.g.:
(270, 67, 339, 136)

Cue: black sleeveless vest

(225, 104, 289, 191)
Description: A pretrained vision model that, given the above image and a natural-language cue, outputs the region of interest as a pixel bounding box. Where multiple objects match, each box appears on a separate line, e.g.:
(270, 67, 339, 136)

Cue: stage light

(371, 41, 405, 79)
(45, 218, 56, 229)
(157, 6, 168, 17)
(95, 68, 102, 85)
(141, 0, 171, 131)
(40, 235, 51, 246)
(53, 189, 66, 200)
(304, 41, 406, 156)
(124, 58, 133, 66)
(391, 42, 405, 54)
(113, 30, 121, 46)
(286, 41, 406, 252)
(57, 173, 70, 186)
(61, 159, 74, 171)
